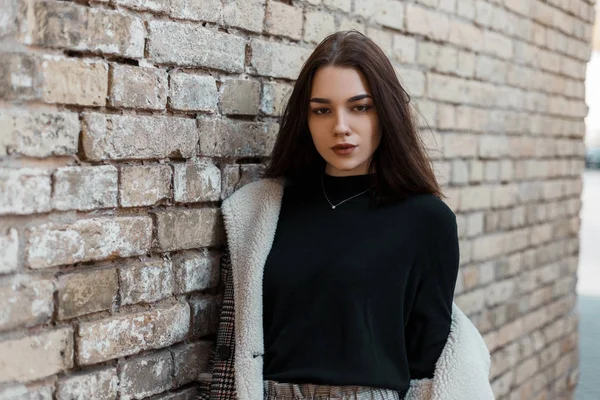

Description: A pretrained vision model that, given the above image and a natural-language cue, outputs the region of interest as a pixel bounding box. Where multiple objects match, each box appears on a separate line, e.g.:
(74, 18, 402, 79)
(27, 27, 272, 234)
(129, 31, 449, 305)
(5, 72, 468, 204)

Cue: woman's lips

(331, 144, 357, 156)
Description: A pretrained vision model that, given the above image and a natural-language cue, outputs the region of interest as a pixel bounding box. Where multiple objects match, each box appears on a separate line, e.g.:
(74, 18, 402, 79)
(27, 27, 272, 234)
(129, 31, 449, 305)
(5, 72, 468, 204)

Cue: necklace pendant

(332, 205, 336, 210)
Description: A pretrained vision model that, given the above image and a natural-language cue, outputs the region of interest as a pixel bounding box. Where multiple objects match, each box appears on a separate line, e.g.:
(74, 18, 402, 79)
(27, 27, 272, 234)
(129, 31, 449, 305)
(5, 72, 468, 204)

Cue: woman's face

(308, 66, 381, 177)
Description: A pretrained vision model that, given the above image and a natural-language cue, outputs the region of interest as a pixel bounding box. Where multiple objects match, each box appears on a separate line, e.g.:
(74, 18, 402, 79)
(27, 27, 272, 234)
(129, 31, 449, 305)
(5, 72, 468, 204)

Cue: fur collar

(221, 178, 494, 400)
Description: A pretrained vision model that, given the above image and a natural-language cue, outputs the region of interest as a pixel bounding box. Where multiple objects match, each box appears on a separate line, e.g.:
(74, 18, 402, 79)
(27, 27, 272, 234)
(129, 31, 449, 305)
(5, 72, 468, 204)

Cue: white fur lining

(221, 179, 494, 400)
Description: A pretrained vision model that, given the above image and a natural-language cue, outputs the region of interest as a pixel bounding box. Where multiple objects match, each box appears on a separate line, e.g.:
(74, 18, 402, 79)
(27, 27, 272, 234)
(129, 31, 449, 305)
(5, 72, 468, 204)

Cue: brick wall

(0, 0, 596, 399)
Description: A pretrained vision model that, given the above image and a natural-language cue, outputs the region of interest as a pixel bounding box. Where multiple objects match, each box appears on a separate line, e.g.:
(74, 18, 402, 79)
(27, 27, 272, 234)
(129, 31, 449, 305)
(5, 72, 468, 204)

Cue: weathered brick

(190, 295, 221, 338)
(223, 0, 265, 33)
(482, 30, 514, 59)
(119, 259, 173, 305)
(304, 11, 336, 44)
(153, 388, 201, 400)
(250, 39, 312, 79)
(472, 232, 507, 261)
(174, 160, 221, 203)
(109, 64, 167, 110)
(148, 21, 245, 72)
(40, 56, 108, 106)
(0, 110, 79, 157)
(115, 0, 169, 13)
(26, 216, 152, 269)
(392, 34, 417, 64)
(417, 42, 458, 74)
(454, 288, 485, 315)
(221, 163, 267, 199)
(0, 53, 39, 101)
(323, 0, 351, 11)
(169, 72, 218, 112)
(155, 208, 223, 251)
(0, 275, 54, 331)
(82, 113, 198, 161)
(0, 228, 19, 274)
(261, 81, 292, 117)
(221, 79, 260, 115)
(0, 168, 51, 215)
(171, 341, 213, 386)
(172, 250, 220, 294)
(451, 159, 469, 185)
(119, 350, 173, 399)
(0, 383, 53, 399)
(395, 66, 425, 97)
(355, 0, 404, 30)
(56, 367, 117, 400)
(58, 268, 117, 319)
(120, 164, 172, 207)
(28, 1, 144, 58)
(442, 133, 478, 158)
(448, 19, 483, 51)
(77, 302, 189, 365)
(52, 166, 118, 211)
(0, 328, 73, 383)
(406, 4, 449, 41)
(265, 1, 303, 40)
(479, 135, 509, 159)
(199, 118, 277, 157)
(170, 0, 221, 22)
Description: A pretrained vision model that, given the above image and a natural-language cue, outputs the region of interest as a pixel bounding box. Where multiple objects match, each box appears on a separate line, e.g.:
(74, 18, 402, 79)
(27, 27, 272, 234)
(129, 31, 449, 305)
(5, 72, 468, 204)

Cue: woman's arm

(405, 215, 460, 379)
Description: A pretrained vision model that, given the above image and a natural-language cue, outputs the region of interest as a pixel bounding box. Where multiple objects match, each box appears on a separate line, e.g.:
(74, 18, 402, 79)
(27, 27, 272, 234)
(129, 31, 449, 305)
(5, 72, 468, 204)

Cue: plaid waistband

(263, 380, 407, 400)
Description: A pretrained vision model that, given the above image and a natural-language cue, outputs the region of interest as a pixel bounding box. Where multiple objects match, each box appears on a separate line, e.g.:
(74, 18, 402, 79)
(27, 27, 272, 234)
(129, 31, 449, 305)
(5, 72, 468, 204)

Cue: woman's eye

(353, 105, 370, 112)
(313, 108, 329, 115)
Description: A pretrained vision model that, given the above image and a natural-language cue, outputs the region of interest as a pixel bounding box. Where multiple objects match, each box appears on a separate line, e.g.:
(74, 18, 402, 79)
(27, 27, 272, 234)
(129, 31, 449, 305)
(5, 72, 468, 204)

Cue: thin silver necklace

(321, 175, 374, 210)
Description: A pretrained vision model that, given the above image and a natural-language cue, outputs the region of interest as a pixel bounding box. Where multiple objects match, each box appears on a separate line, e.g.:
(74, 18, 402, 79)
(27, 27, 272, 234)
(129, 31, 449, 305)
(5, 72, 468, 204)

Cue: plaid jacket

(199, 178, 494, 400)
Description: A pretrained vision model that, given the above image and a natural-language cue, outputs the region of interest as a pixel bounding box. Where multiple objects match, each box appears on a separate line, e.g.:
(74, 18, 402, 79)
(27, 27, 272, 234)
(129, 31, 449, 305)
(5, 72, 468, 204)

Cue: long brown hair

(263, 30, 442, 204)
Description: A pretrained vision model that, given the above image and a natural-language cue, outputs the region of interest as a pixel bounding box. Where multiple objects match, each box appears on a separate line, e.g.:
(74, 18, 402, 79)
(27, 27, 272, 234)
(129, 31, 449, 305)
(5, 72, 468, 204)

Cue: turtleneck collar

(321, 172, 376, 203)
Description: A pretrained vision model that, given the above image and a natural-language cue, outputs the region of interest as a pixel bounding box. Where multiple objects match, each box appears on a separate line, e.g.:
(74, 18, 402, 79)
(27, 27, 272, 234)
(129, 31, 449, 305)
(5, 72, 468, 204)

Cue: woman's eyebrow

(309, 94, 372, 104)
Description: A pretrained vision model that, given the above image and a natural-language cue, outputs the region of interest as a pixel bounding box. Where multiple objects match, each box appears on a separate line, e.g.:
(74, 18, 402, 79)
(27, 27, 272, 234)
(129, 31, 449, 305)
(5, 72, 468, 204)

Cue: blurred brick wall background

(0, 0, 597, 399)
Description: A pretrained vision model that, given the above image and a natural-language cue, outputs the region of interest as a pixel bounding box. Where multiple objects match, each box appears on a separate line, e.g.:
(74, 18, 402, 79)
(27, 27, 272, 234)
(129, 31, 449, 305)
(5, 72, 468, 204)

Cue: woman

(202, 31, 493, 400)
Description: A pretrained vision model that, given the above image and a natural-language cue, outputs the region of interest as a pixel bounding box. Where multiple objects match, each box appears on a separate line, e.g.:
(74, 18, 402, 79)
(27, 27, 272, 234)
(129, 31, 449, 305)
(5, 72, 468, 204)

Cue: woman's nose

(333, 112, 350, 136)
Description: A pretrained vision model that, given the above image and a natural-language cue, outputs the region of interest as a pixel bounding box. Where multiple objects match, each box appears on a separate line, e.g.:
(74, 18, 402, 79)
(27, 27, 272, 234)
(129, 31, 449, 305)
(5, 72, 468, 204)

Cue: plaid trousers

(199, 250, 237, 399)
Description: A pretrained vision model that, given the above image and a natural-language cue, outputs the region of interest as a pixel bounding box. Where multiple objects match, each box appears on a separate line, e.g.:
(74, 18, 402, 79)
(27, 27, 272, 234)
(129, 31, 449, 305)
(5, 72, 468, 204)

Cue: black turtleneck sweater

(262, 173, 459, 393)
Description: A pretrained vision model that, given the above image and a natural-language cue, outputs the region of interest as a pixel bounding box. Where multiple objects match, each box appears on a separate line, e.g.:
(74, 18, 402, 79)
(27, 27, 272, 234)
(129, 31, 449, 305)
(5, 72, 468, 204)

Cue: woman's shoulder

(396, 193, 457, 233)
(223, 177, 285, 205)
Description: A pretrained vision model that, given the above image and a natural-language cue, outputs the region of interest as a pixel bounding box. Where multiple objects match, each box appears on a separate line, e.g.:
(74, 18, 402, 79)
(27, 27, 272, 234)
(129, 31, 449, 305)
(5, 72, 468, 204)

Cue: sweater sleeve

(405, 215, 460, 380)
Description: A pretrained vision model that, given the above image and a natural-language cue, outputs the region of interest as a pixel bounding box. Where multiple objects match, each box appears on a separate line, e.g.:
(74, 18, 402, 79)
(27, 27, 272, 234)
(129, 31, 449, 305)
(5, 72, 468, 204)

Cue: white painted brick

(26, 217, 152, 269)
(460, 185, 493, 211)
(442, 133, 479, 158)
(0, 275, 54, 331)
(0, 168, 51, 215)
(119, 260, 173, 305)
(56, 367, 117, 400)
(120, 164, 172, 208)
(451, 159, 469, 185)
(323, 0, 351, 12)
(148, 21, 245, 72)
(392, 34, 417, 64)
(40, 56, 108, 106)
(265, 1, 302, 40)
(406, 4, 450, 41)
(304, 11, 336, 44)
(0, 228, 19, 274)
(115, 0, 169, 13)
(0, 328, 73, 383)
(355, 0, 404, 30)
(482, 30, 514, 59)
(174, 160, 221, 203)
(82, 113, 198, 161)
(52, 166, 118, 211)
(0, 110, 80, 157)
(448, 20, 483, 51)
(223, 0, 265, 33)
(77, 302, 189, 365)
(251, 39, 312, 79)
(170, 0, 221, 22)
(395, 66, 425, 97)
(172, 250, 220, 294)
